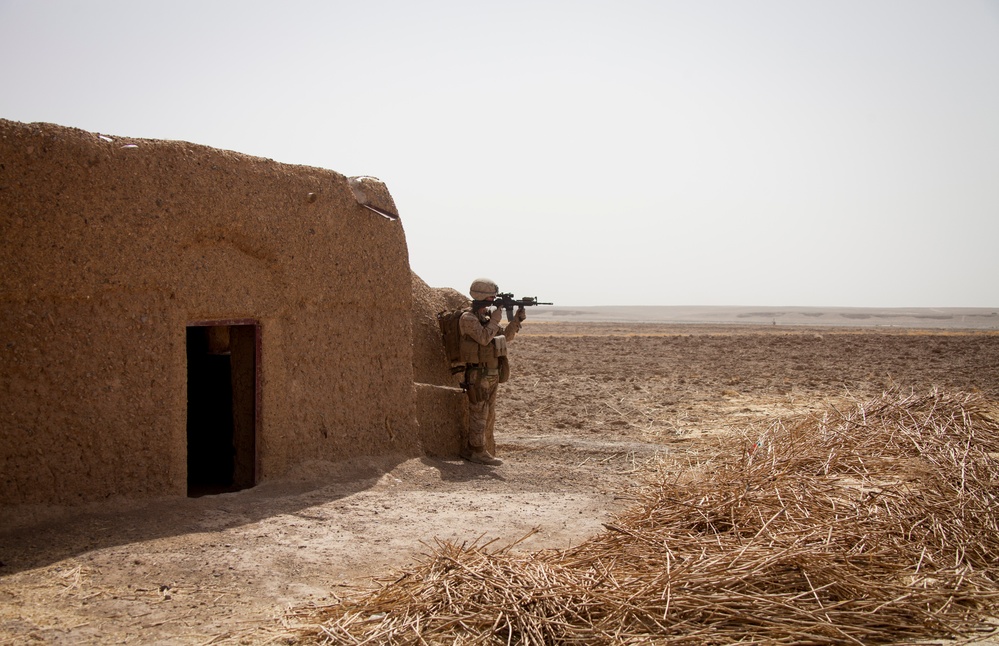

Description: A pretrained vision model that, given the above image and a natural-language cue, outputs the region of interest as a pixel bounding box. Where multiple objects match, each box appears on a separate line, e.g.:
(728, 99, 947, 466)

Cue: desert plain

(2, 310, 999, 644)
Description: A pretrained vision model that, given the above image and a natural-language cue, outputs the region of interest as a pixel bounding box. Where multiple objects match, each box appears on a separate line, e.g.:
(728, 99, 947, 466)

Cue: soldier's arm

(501, 307, 525, 341)
(501, 319, 521, 341)
(459, 311, 500, 346)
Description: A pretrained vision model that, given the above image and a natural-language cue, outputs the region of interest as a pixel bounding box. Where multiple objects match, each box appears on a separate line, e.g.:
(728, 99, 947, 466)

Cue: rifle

(473, 292, 553, 322)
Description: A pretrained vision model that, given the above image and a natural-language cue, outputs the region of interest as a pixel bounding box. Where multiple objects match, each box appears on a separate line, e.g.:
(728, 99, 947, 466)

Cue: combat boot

(461, 449, 503, 466)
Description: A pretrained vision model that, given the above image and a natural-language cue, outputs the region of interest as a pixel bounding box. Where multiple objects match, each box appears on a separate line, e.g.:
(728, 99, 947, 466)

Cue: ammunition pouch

(467, 380, 488, 404)
(465, 366, 488, 403)
(465, 363, 506, 401)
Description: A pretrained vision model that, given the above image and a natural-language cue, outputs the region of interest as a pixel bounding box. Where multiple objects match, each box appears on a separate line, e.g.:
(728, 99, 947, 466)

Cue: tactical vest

(459, 318, 505, 365)
(438, 308, 507, 374)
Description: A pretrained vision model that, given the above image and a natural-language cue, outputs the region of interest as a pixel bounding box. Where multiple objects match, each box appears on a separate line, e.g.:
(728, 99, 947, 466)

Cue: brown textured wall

(411, 274, 470, 456)
(0, 119, 436, 505)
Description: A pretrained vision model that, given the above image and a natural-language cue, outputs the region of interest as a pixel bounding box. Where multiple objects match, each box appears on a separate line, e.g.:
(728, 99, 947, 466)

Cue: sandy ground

(2, 321, 998, 644)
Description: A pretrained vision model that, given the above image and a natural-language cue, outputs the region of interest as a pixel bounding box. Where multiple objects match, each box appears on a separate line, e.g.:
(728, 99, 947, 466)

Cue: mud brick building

(1, 119, 466, 506)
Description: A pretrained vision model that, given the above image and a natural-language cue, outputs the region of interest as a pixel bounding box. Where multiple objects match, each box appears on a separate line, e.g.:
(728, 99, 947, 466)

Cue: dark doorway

(186, 323, 258, 496)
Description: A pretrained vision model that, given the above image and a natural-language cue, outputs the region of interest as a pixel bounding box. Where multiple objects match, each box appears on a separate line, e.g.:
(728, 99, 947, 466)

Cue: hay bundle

(297, 389, 999, 644)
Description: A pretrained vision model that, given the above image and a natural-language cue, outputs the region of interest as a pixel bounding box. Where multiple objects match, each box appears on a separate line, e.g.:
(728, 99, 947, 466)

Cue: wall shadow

(0, 453, 423, 576)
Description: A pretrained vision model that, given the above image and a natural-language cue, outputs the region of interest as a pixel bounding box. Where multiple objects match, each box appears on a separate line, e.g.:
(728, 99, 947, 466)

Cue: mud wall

(411, 275, 471, 457)
(0, 119, 428, 505)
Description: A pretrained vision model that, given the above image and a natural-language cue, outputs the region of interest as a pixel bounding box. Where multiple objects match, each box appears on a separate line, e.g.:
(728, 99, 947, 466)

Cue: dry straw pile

(294, 388, 999, 644)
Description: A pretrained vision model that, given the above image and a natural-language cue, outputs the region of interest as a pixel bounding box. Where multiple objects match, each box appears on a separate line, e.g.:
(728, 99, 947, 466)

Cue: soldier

(459, 278, 526, 465)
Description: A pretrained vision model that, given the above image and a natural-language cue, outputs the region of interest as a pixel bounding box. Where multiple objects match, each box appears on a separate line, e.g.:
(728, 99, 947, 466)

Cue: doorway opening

(186, 321, 259, 496)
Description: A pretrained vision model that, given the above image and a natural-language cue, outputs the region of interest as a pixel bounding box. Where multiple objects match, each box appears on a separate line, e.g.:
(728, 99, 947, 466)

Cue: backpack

(436, 308, 467, 373)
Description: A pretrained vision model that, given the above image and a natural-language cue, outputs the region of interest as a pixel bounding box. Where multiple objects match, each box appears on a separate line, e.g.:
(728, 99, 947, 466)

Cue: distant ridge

(529, 306, 999, 329)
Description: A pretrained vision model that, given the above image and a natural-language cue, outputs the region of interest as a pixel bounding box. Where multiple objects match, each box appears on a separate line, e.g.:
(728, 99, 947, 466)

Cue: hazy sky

(2, 1, 997, 307)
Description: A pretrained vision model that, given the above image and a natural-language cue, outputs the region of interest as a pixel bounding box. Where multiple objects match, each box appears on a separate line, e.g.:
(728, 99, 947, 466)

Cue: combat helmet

(469, 278, 499, 300)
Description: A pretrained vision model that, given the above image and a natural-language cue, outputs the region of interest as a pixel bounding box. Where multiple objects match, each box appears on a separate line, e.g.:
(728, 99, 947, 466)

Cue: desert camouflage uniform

(459, 308, 521, 454)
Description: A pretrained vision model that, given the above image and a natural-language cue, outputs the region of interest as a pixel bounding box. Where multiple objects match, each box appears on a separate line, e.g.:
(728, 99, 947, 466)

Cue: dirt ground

(2, 322, 998, 644)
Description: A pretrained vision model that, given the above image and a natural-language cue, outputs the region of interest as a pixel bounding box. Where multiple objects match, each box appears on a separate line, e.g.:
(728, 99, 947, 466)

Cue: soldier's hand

(516, 306, 527, 322)
(489, 306, 503, 321)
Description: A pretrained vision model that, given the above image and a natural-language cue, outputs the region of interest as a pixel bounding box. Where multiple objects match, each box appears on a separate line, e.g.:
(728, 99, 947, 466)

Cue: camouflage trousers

(466, 371, 500, 452)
